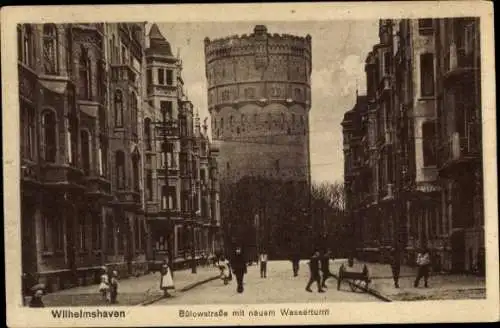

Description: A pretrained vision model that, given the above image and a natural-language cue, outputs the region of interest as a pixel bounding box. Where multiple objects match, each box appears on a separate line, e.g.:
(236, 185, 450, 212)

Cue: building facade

(343, 18, 484, 273)
(19, 22, 222, 294)
(19, 23, 148, 293)
(144, 24, 221, 269)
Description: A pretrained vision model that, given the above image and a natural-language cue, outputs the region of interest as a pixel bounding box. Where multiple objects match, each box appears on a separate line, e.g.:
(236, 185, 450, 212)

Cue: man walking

(231, 246, 247, 293)
(390, 248, 401, 288)
(305, 250, 325, 293)
(259, 249, 268, 278)
(414, 247, 431, 288)
(320, 249, 333, 288)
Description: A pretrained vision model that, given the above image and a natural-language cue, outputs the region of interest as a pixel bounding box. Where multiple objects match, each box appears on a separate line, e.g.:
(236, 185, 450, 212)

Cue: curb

(140, 275, 220, 306)
(332, 274, 392, 302)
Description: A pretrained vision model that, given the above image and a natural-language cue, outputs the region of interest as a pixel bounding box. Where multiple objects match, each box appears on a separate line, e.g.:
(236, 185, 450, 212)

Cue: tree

(310, 181, 349, 257)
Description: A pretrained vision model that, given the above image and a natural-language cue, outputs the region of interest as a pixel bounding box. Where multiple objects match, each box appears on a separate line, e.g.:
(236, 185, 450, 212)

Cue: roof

(147, 23, 173, 57)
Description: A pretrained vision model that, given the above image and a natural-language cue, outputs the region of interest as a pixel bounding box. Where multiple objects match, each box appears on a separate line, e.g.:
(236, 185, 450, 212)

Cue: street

(153, 260, 379, 305)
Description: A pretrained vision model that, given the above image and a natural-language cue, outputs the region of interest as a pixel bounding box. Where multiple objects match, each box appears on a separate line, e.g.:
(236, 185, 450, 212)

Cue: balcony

(156, 120, 179, 138)
(439, 123, 481, 173)
(110, 64, 137, 87)
(84, 175, 112, 199)
(40, 163, 85, 190)
(444, 45, 478, 84)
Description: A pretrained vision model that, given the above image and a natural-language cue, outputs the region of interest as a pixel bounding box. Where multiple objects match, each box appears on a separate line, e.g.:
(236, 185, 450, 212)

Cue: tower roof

(147, 23, 173, 57)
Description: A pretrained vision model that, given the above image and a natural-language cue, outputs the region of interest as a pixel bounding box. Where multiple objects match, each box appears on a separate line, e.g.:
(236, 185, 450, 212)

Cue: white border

(2, 2, 498, 327)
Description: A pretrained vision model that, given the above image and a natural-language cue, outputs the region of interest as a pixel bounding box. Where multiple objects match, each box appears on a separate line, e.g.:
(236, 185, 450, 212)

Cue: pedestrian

(291, 251, 300, 277)
(390, 248, 401, 288)
(109, 270, 119, 304)
(259, 249, 268, 278)
(29, 289, 45, 308)
(217, 255, 232, 285)
(98, 266, 110, 302)
(414, 247, 431, 288)
(231, 246, 247, 293)
(305, 250, 325, 293)
(160, 259, 175, 297)
(320, 249, 334, 288)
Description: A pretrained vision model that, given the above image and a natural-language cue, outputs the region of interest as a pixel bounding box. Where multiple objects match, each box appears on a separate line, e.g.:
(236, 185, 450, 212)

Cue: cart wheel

(350, 280, 363, 292)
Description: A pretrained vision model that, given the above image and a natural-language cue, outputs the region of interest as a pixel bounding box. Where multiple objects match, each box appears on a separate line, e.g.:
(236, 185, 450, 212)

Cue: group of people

(305, 249, 335, 293)
(216, 246, 248, 293)
(98, 267, 120, 304)
(390, 247, 432, 289)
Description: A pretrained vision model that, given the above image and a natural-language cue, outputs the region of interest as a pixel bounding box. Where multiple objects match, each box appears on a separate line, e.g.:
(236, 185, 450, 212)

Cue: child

(217, 256, 231, 285)
(160, 260, 175, 297)
(109, 271, 119, 304)
(29, 289, 45, 308)
(98, 267, 110, 302)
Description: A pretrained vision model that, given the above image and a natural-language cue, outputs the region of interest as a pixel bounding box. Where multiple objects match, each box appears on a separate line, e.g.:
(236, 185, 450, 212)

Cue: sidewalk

(331, 259, 486, 301)
(36, 266, 220, 307)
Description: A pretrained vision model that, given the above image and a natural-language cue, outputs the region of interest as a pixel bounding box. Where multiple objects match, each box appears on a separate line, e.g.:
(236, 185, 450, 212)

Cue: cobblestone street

(153, 260, 380, 305)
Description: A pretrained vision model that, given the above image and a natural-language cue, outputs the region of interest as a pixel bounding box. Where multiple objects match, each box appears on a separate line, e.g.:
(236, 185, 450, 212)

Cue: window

(146, 171, 153, 201)
(166, 70, 173, 85)
(162, 186, 177, 210)
(291, 113, 296, 125)
(420, 53, 435, 97)
(79, 46, 92, 100)
(42, 110, 57, 162)
(158, 68, 165, 85)
(222, 90, 230, 101)
(107, 215, 115, 253)
(144, 118, 152, 150)
(161, 142, 174, 168)
(160, 101, 173, 122)
(43, 24, 58, 74)
(418, 19, 433, 35)
(244, 88, 255, 99)
(294, 88, 302, 100)
(275, 159, 280, 172)
(79, 215, 87, 251)
(147, 69, 152, 85)
(22, 106, 35, 160)
(116, 151, 125, 189)
(130, 92, 138, 137)
(384, 52, 391, 75)
(266, 113, 272, 129)
(97, 60, 105, 102)
(422, 121, 437, 166)
(254, 114, 258, 124)
(23, 25, 34, 66)
(220, 118, 224, 130)
(229, 116, 234, 128)
(98, 137, 107, 176)
(132, 154, 140, 191)
(114, 90, 123, 127)
(92, 214, 101, 250)
(81, 130, 91, 175)
(121, 45, 127, 65)
(271, 87, 281, 98)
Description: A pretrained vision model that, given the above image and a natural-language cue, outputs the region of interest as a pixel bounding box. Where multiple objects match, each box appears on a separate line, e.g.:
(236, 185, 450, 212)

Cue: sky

(151, 21, 379, 184)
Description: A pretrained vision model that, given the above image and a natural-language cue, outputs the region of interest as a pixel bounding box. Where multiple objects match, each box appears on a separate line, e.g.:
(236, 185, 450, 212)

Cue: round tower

(204, 25, 312, 185)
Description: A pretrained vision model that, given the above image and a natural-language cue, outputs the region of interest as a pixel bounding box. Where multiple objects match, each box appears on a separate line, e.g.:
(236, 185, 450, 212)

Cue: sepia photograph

(3, 2, 498, 327)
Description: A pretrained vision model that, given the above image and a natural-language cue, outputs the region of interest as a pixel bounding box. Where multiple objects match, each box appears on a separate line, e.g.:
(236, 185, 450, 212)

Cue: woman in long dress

(160, 259, 175, 297)
(98, 266, 110, 302)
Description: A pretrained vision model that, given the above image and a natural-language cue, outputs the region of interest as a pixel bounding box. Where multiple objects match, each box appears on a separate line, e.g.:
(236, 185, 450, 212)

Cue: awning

(39, 79, 67, 94)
